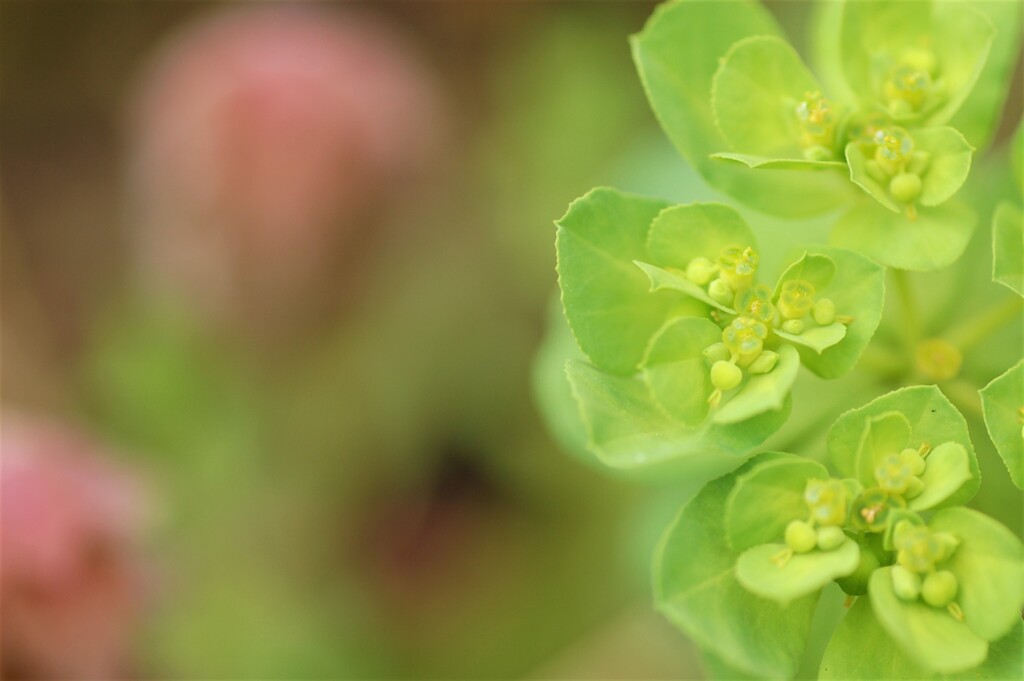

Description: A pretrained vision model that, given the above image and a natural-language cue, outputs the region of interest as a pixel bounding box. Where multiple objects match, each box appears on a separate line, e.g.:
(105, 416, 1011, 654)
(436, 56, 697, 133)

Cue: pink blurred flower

(126, 6, 445, 320)
(1, 415, 148, 679)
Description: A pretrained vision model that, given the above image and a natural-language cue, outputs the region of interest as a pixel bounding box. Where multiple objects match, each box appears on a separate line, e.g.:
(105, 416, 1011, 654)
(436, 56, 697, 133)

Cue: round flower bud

(782, 319, 805, 335)
(896, 526, 942, 574)
(803, 479, 849, 527)
(812, 298, 836, 326)
(890, 172, 923, 203)
(922, 570, 958, 608)
(875, 453, 913, 495)
(711, 361, 743, 392)
(778, 279, 816, 319)
(708, 278, 734, 305)
(734, 283, 775, 323)
(686, 257, 717, 286)
(785, 520, 817, 554)
(891, 565, 923, 601)
(816, 526, 847, 552)
(717, 245, 759, 291)
(747, 350, 778, 375)
(702, 342, 730, 365)
(899, 447, 926, 476)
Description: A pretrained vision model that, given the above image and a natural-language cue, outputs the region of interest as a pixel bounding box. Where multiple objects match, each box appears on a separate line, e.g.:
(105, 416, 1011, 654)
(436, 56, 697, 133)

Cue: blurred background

(1, 2, 1020, 679)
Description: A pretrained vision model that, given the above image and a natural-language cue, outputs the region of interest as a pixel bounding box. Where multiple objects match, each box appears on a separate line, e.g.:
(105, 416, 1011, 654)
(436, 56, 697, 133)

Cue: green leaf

(869, 567, 988, 674)
(631, 0, 853, 217)
(948, 1, 1020, 149)
(641, 316, 722, 426)
(831, 200, 976, 271)
(827, 386, 979, 508)
(845, 128, 973, 214)
(646, 202, 757, 270)
(839, 1, 994, 126)
(709, 152, 846, 171)
(711, 35, 829, 160)
(992, 202, 1024, 297)
(714, 343, 800, 425)
(556, 187, 702, 374)
(821, 599, 1024, 680)
(655, 454, 818, 678)
(774, 248, 886, 378)
(635, 261, 733, 313)
(980, 360, 1024, 489)
(775, 324, 847, 353)
(725, 454, 830, 553)
(565, 359, 789, 480)
(854, 411, 912, 485)
(930, 507, 1024, 642)
(737, 541, 860, 605)
(909, 442, 972, 511)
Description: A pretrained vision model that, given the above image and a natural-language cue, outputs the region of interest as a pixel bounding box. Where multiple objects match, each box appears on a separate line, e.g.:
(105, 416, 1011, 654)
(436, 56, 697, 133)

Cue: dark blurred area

(1, 2, 702, 678)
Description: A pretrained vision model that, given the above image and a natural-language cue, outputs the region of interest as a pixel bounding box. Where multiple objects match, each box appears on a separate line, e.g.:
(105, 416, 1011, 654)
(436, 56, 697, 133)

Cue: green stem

(891, 269, 922, 350)
(943, 296, 1023, 352)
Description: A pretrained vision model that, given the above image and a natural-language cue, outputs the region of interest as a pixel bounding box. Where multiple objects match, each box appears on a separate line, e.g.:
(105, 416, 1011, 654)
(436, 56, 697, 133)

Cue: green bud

(708, 278, 733, 305)
(891, 565, 923, 601)
(898, 447, 926, 476)
(778, 279, 816, 319)
(785, 520, 817, 554)
(747, 350, 778, 375)
(836, 545, 881, 596)
(932, 532, 961, 563)
(710, 360, 742, 392)
(874, 127, 914, 175)
(816, 526, 847, 552)
(686, 257, 717, 286)
(896, 526, 942, 574)
(890, 172, 922, 203)
(782, 319, 804, 335)
(812, 298, 836, 326)
(702, 342, 730, 365)
(922, 570, 958, 608)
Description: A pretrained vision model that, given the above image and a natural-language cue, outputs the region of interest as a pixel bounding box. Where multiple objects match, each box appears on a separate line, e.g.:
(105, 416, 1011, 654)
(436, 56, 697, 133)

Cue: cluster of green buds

(777, 478, 851, 565)
(775, 278, 844, 335)
(890, 520, 963, 617)
(795, 90, 838, 161)
(702, 315, 777, 407)
(880, 47, 943, 117)
(684, 244, 760, 303)
(863, 126, 931, 217)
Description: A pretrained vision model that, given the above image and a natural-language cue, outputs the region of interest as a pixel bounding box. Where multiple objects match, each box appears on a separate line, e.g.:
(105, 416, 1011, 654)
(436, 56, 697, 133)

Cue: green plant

(534, 1, 1023, 677)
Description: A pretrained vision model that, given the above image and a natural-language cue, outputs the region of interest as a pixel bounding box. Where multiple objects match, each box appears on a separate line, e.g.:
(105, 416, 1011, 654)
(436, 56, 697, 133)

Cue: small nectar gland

(717, 245, 759, 291)
(747, 350, 778, 375)
(708, 278, 734, 305)
(722, 316, 768, 367)
(734, 284, 775, 323)
(803, 479, 848, 527)
(812, 298, 836, 326)
(702, 342, 730, 365)
(891, 565, 922, 601)
(686, 257, 718, 286)
(874, 127, 915, 176)
(922, 570, 958, 608)
(795, 91, 836, 154)
(710, 360, 743, 392)
(785, 520, 817, 554)
(816, 525, 846, 552)
(778, 279, 816, 320)
(899, 447, 926, 476)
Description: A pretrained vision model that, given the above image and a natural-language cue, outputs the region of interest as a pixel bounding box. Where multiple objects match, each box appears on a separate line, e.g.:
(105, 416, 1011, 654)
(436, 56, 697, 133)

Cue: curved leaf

(634, 261, 734, 313)
(979, 360, 1024, 489)
(725, 454, 829, 553)
(869, 567, 988, 674)
(909, 442, 972, 511)
(930, 507, 1024, 642)
(831, 200, 976, 271)
(711, 35, 830, 160)
(827, 386, 979, 508)
(646, 202, 757, 269)
(641, 316, 722, 426)
(654, 454, 818, 678)
(737, 541, 860, 605)
(992, 202, 1023, 297)
(709, 152, 846, 170)
(556, 187, 702, 374)
(631, 0, 853, 217)
(854, 411, 913, 486)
